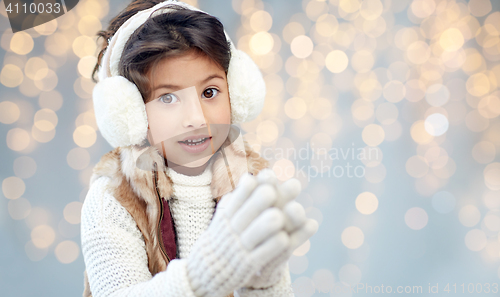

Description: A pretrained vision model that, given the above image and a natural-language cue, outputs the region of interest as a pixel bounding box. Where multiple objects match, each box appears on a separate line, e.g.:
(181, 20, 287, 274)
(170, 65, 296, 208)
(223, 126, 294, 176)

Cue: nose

(181, 86, 207, 129)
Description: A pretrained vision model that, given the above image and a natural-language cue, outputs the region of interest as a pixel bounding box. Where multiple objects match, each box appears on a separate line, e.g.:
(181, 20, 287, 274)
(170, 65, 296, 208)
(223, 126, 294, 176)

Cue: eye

(202, 88, 219, 99)
(159, 93, 179, 104)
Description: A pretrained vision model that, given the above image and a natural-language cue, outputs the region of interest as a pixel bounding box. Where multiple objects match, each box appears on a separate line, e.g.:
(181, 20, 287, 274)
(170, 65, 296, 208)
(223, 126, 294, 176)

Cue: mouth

(178, 136, 212, 154)
(178, 136, 212, 146)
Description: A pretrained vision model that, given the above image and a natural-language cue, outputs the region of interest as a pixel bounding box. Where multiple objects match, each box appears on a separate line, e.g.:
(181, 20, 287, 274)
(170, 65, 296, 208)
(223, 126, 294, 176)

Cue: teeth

(183, 138, 208, 145)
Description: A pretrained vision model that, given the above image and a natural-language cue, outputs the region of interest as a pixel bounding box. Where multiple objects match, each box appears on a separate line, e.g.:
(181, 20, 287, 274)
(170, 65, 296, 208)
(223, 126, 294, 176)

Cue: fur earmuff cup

(93, 76, 149, 148)
(227, 48, 266, 124)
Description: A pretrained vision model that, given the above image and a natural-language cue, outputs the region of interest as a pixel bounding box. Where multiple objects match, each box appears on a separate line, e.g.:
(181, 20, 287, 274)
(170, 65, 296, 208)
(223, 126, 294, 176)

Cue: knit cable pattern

(186, 210, 258, 297)
(236, 262, 295, 296)
(166, 163, 216, 259)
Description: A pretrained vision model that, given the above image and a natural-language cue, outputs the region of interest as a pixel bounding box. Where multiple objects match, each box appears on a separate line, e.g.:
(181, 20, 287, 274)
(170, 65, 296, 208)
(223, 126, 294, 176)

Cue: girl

(81, 1, 318, 296)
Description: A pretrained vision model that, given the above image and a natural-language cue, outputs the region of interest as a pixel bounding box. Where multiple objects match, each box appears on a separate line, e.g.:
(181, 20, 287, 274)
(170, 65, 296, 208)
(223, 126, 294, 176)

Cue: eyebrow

(152, 74, 225, 91)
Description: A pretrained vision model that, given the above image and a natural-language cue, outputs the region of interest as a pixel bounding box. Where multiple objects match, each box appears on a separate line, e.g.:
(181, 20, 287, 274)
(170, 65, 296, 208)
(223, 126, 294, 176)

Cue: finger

(249, 230, 290, 268)
(240, 207, 285, 250)
(223, 173, 258, 218)
(256, 168, 278, 186)
(283, 200, 307, 233)
(230, 183, 278, 234)
(281, 178, 301, 198)
(274, 178, 301, 209)
(288, 219, 319, 250)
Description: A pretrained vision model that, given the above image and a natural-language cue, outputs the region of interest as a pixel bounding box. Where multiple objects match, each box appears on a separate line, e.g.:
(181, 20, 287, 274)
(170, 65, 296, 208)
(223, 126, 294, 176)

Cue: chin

(182, 155, 213, 168)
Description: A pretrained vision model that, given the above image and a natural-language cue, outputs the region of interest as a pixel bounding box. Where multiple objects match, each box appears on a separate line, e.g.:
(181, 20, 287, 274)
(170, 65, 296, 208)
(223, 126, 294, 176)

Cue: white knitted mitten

(241, 169, 319, 289)
(186, 172, 290, 297)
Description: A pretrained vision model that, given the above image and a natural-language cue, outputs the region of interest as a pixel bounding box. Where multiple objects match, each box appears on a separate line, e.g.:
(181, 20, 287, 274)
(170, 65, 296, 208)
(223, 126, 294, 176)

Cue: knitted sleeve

(81, 176, 198, 297)
(234, 262, 295, 297)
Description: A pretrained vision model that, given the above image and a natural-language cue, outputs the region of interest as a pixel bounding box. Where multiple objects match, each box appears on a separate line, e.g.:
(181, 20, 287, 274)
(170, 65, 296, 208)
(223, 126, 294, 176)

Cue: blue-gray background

(1, 0, 500, 296)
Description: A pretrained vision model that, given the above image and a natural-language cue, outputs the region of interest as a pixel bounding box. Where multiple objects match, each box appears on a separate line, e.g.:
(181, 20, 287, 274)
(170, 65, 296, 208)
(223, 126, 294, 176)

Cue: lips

(178, 135, 212, 143)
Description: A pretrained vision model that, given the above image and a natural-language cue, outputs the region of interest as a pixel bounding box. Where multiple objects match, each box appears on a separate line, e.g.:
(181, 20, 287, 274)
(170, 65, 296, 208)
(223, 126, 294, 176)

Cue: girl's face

(145, 50, 231, 170)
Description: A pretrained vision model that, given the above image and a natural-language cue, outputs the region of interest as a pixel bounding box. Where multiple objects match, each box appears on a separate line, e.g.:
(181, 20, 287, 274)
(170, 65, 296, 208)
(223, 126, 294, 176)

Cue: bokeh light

(459, 205, 481, 227)
(72, 36, 98, 58)
(284, 97, 307, 119)
(8, 197, 31, 220)
(63, 202, 83, 224)
(405, 207, 428, 230)
(55, 240, 80, 264)
(67, 147, 91, 170)
(325, 50, 349, 73)
(10, 32, 34, 55)
(291, 35, 313, 59)
(355, 192, 378, 215)
(465, 229, 487, 251)
(293, 240, 311, 256)
(484, 162, 500, 190)
(13, 156, 37, 179)
(78, 15, 102, 36)
(341, 226, 364, 249)
(250, 32, 274, 55)
(34, 109, 58, 132)
(469, 0, 493, 17)
(25, 207, 50, 230)
(256, 120, 279, 143)
(440, 28, 465, 52)
(0, 101, 21, 124)
(25, 241, 48, 262)
(362, 124, 385, 146)
(34, 69, 58, 91)
(34, 18, 58, 36)
(1, 64, 24, 88)
(483, 212, 500, 232)
(24, 57, 49, 80)
(77, 56, 97, 79)
(383, 80, 406, 103)
(425, 113, 449, 136)
(38, 90, 64, 111)
(2, 176, 25, 200)
(472, 141, 496, 164)
(73, 125, 97, 148)
(31, 225, 56, 249)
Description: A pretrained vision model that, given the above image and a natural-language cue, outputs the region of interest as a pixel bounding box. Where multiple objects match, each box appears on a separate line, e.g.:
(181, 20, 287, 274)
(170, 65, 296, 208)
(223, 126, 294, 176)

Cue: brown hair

(92, 0, 231, 102)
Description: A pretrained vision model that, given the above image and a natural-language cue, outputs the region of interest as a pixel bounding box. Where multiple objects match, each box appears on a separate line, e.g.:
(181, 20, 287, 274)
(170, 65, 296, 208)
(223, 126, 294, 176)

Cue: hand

(185, 172, 290, 297)
(241, 169, 319, 289)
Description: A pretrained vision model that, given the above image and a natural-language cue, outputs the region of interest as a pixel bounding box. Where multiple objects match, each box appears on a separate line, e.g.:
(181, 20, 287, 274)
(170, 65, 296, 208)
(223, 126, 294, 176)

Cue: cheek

(207, 95, 231, 124)
(223, 94, 232, 123)
(145, 104, 177, 144)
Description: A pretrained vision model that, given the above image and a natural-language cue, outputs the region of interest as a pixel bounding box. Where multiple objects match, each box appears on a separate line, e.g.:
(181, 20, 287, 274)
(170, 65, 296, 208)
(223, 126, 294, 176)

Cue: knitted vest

(82, 128, 269, 297)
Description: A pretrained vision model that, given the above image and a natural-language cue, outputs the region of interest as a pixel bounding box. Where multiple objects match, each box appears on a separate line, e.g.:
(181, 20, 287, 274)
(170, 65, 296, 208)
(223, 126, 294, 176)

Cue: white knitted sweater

(81, 161, 294, 297)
